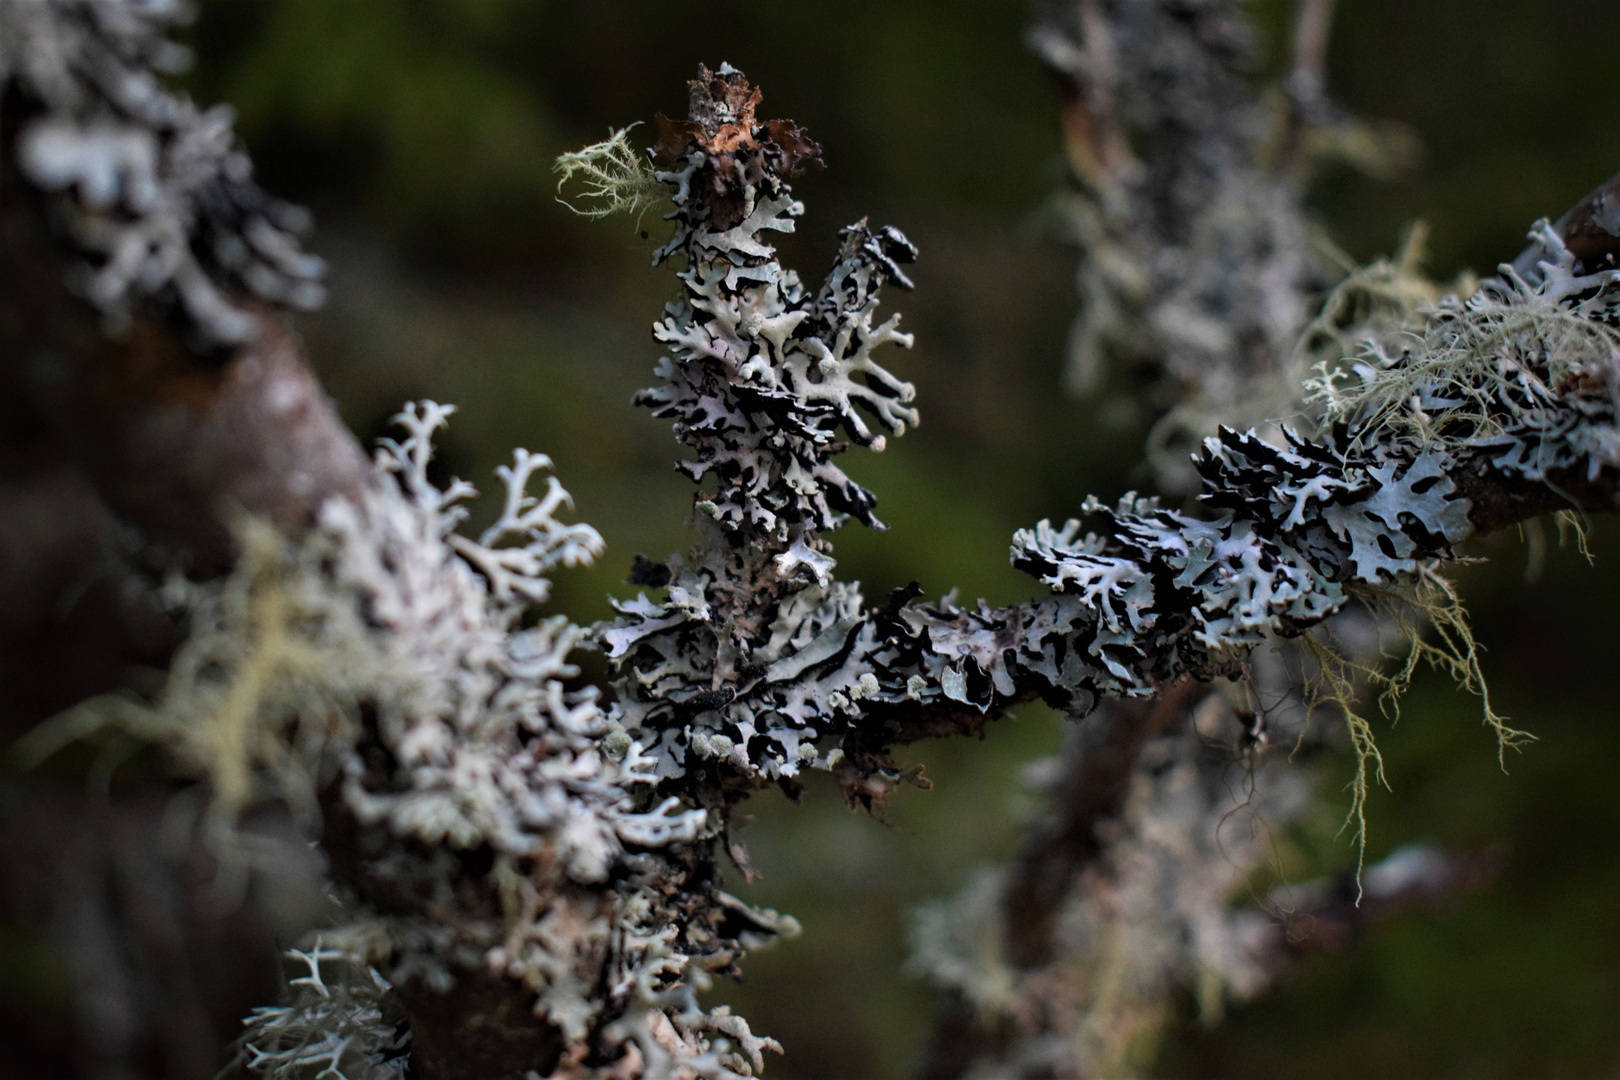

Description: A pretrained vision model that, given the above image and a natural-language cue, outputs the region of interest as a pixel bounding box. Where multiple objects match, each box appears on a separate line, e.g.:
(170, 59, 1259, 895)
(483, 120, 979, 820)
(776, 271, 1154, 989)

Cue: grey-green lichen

(27, 398, 796, 1079)
(0, 0, 326, 345)
(580, 32, 1616, 1080)
(596, 63, 926, 791)
(595, 66, 1620, 808)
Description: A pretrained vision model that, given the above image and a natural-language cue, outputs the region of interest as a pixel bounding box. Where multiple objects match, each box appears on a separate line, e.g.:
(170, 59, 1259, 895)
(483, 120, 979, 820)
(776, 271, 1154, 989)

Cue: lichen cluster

(287, 407, 788, 1079)
(1009, 432, 1469, 685)
(1029, 0, 1416, 490)
(598, 64, 926, 789)
(595, 64, 1620, 820)
(901, 150, 1620, 1080)
(1311, 220, 1620, 479)
(1, 0, 325, 345)
(236, 943, 409, 1080)
(592, 64, 1476, 798)
(16, 11, 1620, 1077)
(28, 399, 794, 1078)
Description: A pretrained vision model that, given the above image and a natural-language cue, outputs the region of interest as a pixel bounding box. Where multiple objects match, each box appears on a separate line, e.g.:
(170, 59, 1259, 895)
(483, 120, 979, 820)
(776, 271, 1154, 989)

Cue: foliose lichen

(1, 0, 325, 346)
(20, 24, 1620, 1076)
(596, 64, 1620, 818)
(26, 396, 801, 1078)
(598, 63, 926, 791)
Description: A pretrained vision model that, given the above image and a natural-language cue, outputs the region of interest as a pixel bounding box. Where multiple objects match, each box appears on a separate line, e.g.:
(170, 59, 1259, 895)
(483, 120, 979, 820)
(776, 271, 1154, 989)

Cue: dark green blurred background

(180, 2, 1620, 1076)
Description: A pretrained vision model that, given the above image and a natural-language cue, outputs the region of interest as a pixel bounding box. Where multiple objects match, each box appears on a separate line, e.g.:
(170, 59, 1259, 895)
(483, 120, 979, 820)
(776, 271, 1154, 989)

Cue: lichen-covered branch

(596, 64, 924, 799)
(12, 7, 1620, 1080)
(911, 685, 1496, 1080)
(0, 0, 354, 572)
(0, 0, 366, 715)
(615, 240, 1620, 767)
(575, 55, 1620, 1080)
(912, 685, 1310, 1080)
(2, 0, 326, 347)
(901, 4, 1620, 1074)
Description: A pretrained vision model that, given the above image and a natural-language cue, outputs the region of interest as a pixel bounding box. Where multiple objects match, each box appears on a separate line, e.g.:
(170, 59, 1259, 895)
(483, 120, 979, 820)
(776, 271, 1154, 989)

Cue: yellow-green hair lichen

(553, 124, 667, 227)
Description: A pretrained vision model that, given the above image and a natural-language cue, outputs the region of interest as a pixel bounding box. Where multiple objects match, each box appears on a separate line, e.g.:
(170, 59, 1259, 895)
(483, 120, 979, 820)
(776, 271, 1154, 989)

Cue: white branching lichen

(25, 394, 800, 1078)
(236, 940, 409, 1080)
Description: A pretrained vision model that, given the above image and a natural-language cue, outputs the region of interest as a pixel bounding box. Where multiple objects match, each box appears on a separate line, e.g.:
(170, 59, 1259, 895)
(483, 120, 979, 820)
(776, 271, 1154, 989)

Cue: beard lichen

(553, 124, 669, 227)
(1301, 570, 1534, 885)
(1308, 220, 1620, 471)
(15, 516, 368, 838)
(1278, 217, 1620, 880)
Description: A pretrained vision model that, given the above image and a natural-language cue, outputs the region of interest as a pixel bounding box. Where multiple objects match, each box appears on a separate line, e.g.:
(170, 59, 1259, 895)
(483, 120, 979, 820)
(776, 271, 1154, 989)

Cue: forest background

(146, 1, 1620, 1076)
